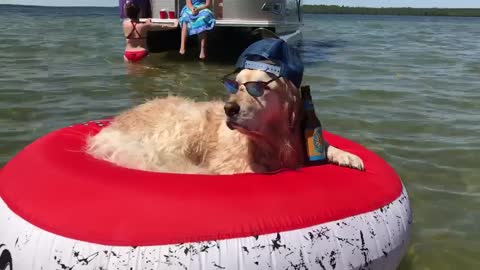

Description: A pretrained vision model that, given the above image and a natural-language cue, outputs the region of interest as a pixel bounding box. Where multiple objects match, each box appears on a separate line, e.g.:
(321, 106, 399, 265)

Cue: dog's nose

(224, 102, 240, 117)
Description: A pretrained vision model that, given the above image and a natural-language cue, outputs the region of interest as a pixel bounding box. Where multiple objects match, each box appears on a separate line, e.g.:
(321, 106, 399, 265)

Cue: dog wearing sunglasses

(86, 66, 364, 174)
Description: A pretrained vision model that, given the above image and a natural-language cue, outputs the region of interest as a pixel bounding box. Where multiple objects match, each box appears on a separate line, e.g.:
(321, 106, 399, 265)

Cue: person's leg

(179, 22, 188, 55)
(199, 32, 207, 60)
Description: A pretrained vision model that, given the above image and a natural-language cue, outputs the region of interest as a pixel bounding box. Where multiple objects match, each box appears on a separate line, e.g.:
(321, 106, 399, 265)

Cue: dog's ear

(286, 82, 301, 131)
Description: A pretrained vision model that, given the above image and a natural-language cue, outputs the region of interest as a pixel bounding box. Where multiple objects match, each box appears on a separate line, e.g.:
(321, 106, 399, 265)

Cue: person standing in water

(178, 0, 216, 60)
(123, 1, 178, 63)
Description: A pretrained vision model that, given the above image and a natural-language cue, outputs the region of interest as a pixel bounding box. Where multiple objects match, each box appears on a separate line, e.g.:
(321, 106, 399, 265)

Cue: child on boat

(178, 0, 216, 60)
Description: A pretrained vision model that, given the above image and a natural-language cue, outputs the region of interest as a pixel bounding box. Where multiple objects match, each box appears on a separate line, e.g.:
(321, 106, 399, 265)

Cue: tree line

(303, 5, 480, 17)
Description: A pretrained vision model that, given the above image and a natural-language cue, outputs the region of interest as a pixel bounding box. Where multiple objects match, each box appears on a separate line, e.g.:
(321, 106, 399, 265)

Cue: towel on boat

(179, 3, 216, 36)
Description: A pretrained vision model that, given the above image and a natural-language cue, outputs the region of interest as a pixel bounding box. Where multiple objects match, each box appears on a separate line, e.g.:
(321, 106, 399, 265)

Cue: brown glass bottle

(300, 85, 328, 165)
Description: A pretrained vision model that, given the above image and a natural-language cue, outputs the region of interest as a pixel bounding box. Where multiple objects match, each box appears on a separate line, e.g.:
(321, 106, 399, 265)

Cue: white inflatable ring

(0, 120, 412, 270)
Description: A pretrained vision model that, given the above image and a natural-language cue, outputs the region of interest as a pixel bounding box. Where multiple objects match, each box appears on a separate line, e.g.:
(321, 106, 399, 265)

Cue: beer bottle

(300, 85, 328, 165)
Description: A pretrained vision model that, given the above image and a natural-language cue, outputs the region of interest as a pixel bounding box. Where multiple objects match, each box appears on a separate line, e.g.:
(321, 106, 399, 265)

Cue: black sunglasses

(221, 71, 281, 97)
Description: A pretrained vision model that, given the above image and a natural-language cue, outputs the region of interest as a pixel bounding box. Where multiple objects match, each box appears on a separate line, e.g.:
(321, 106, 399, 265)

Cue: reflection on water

(297, 39, 347, 66)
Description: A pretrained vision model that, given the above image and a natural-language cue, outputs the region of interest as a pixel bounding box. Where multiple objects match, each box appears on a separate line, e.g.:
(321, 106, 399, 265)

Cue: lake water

(0, 5, 479, 270)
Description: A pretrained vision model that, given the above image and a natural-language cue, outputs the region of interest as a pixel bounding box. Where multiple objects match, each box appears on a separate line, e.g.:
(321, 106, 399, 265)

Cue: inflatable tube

(0, 120, 412, 270)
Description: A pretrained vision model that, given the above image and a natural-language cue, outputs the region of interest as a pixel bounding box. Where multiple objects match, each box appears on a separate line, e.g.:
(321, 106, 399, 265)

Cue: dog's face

(224, 68, 299, 138)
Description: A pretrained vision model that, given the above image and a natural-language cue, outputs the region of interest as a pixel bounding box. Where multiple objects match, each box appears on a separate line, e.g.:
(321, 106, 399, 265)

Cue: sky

(1, 0, 480, 8)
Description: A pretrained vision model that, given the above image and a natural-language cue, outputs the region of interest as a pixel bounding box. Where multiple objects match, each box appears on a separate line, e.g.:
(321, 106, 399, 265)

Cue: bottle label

(304, 127, 327, 162)
(303, 101, 314, 110)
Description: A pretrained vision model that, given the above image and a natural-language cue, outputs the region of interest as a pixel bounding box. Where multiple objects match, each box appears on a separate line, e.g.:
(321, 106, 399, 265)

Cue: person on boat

(123, 1, 178, 63)
(178, 0, 216, 60)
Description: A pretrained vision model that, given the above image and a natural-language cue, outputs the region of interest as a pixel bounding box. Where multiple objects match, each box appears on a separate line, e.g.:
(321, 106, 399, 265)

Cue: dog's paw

(327, 145, 365, 171)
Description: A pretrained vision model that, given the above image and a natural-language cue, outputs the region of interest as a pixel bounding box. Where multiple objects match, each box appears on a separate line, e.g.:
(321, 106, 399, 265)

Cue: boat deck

(141, 18, 300, 28)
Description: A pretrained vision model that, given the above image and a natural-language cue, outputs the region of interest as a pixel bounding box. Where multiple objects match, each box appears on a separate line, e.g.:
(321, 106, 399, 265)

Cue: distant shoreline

(304, 5, 480, 17)
(0, 4, 115, 8)
(2, 4, 480, 17)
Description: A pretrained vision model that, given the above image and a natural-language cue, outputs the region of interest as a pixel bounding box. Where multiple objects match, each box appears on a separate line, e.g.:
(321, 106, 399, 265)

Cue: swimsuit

(124, 50, 149, 62)
(124, 20, 148, 62)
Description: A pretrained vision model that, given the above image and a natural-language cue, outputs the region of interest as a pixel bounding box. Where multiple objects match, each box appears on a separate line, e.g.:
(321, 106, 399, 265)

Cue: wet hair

(124, 1, 140, 19)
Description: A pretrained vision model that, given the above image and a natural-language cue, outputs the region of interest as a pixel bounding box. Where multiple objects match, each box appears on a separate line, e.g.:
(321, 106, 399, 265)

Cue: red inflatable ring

(0, 119, 412, 270)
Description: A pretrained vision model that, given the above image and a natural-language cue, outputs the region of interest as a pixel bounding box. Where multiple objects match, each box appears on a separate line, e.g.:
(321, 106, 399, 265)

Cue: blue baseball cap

(235, 38, 304, 88)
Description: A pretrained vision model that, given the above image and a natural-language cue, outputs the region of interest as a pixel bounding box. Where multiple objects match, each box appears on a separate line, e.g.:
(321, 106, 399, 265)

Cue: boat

(119, 0, 304, 56)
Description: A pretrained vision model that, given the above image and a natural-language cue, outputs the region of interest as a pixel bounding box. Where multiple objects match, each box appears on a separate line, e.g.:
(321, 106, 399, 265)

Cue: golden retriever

(86, 68, 364, 174)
